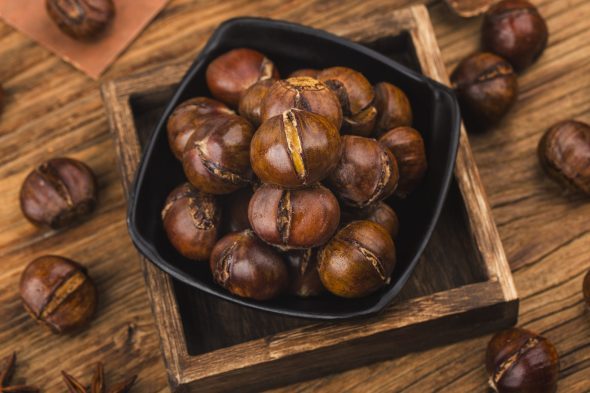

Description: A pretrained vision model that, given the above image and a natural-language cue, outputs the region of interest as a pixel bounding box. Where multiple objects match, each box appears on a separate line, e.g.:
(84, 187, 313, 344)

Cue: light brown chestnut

(238, 79, 274, 127)
(210, 230, 288, 300)
(20, 255, 98, 334)
(373, 82, 413, 136)
(167, 97, 234, 159)
(205, 48, 280, 107)
(250, 108, 341, 189)
(289, 69, 320, 78)
(538, 120, 590, 195)
(318, 220, 396, 298)
(260, 77, 343, 129)
(379, 127, 428, 198)
(162, 183, 221, 261)
(285, 248, 325, 297)
(46, 0, 115, 40)
(326, 135, 398, 208)
(318, 66, 377, 136)
(248, 183, 340, 249)
(183, 113, 254, 194)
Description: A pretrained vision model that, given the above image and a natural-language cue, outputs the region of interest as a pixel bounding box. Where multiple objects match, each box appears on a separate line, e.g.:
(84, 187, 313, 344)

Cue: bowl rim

(127, 16, 462, 320)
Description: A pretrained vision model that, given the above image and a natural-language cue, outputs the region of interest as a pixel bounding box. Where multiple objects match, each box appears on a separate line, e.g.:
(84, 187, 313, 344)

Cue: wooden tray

(101, 5, 518, 392)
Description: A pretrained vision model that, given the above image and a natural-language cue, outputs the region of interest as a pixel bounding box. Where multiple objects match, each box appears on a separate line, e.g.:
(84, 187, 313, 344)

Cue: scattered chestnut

(260, 77, 343, 129)
(205, 48, 280, 107)
(289, 69, 320, 78)
(162, 183, 221, 261)
(238, 79, 274, 127)
(248, 183, 340, 249)
(210, 230, 288, 300)
(450, 52, 518, 128)
(318, 220, 396, 298)
(167, 97, 234, 160)
(379, 127, 428, 198)
(222, 187, 253, 233)
(183, 113, 254, 194)
(482, 0, 548, 71)
(326, 135, 398, 208)
(250, 108, 341, 188)
(583, 269, 590, 309)
(373, 82, 413, 136)
(486, 327, 559, 393)
(20, 157, 98, 229)
(20, 255, 98, 334)
(285, 248, 325, 297)
(361, 202, 399, 240)
(46, 0, 115, 40)
(538, 120, 590, 195)
(318, 66, 377, 136)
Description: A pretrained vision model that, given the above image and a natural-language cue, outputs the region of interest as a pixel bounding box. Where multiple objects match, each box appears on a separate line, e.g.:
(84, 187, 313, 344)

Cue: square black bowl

(128, 17, 461, 320)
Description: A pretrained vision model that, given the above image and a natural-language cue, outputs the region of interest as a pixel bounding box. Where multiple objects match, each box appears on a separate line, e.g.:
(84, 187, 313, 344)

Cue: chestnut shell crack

(259, 57, 274, 81)
(277, 190, 292, 245)
(196, 141, 251, 185)
(36, 162, 74, 207)
(361, 149, 394, 208)
(214, 238, 240, 287)
(293, 91, 312, 112)
(299, 248, 313, 275)
(490, 336, 540, 389)
(282, 110, 307, 182)
(187, 193, 217, 231)
(475, 63, 514, 84)
(340, 236, 387, 282)
(53, 0, 86, 24)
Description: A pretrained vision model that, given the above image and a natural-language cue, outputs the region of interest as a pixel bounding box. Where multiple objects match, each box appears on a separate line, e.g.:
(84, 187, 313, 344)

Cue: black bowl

(128, 17, 461, 320)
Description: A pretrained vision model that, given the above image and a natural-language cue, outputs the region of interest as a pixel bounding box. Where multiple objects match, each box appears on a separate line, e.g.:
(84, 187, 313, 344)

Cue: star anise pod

(62, 363, 136, 393)
(0, 352, 39, 392)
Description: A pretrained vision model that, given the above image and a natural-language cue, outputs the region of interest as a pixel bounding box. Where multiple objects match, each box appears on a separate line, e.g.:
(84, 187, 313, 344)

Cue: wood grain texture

(0, 0, 588, 392)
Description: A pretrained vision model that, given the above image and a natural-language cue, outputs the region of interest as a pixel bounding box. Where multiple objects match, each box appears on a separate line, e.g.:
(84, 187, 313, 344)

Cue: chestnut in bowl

(285, 248, 325, 297)
(373, 81, 413, 136)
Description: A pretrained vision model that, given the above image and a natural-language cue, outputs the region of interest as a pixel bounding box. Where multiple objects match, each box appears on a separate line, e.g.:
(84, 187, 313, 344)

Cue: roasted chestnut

(318, 220, 396, 298)
(238, 79, 274, 127)
(538, 120, 590, 195)
(205, 48, 280, 107)
(183, 113, 254, 194)
(250, 108, 341, 189)
(318, 66, 377, 136)
(451, 52, 518, 128)
(162, 183, 221, 261)
(373, 82, 413, 136)
(289, 69, 320, 78)
(326, 135, 398, 208)
(486, 327, 559, 393)
(46, 0, 115, 40)
(285, 248, 324, 297)
(361, 202, 399, 240)
(210, 230, 288, 300)
(167, 97, 234, 159)
(260, 77, 343, 129)
(248, 183, 340, 249)
(20, 255, 98, 334)
(482, 0, 548, 71)
(379, 127, 428, 198)
(222, 187, 253, 233)
(20, 157, 97, 229)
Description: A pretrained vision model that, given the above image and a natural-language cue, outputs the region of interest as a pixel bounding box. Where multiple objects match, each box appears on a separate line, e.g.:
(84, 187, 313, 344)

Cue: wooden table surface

(0, 0, 588, 392)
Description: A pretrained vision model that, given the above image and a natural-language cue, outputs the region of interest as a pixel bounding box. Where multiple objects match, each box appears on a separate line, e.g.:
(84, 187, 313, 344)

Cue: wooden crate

(101, 5, 518, 392)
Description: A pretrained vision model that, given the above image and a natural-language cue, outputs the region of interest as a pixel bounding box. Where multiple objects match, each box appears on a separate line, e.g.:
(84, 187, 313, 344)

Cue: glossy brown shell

(248, 183, 340, 249)
(238, 79, 274, 127)
(361, 202, 399, 240)
(209, 230, 288, 300)
(46, 0, 115, 40)
(289, 69, 320, 78)
(318, 220, 396, 298)
(285, 248, 325, 297)
(162, 183, 221, 261)
(373, 82, 413, 136)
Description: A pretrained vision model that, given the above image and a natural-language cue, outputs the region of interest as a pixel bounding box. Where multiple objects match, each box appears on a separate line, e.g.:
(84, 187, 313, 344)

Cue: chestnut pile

(163, 48, 428, 301)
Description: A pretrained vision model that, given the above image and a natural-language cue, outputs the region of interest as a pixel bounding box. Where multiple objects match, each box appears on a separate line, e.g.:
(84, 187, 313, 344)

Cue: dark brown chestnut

(289, 69, 320, 78)
(450, 52, 518, 128)
(238, 79, 274, 127)
(209, 230, 288, 300)
(20, 255, 98, 334)
(20, 157, 98, 229)
(584, 270, 590, 309)
(248, 183, 340, 249)
(361, 202, 399, 240)
(379, 127, 428, 198)
(250, 108, 341, 189)
(167, 97, 235, 160)
(482, 0, 548, 71)
(162, 183, 221, 261)
(46, 0, 115, 40)
(183, 113, 254, 194)
(486, 327, 559, 393)
(318, 220, 396, 298)
(285, 248, 325, 297)
(538, 120, 590, 195)
(318, 66, 377, 136)
(205, 48, 280, 107)
(222, 187, 253, 233)
(260, 77, 343, 129)
(326, 135, 398, 208)
(373, 82, 413, 136)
